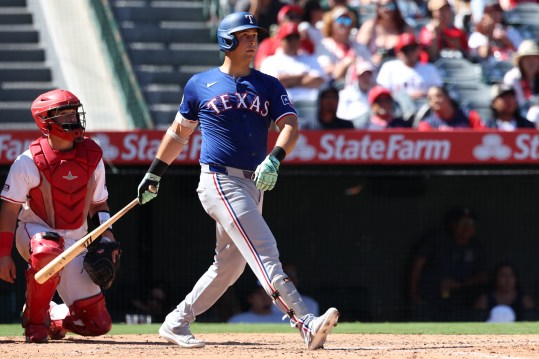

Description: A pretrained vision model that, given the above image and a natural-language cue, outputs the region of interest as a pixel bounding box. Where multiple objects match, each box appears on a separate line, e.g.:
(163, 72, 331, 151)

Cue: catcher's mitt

(83, 239, 121, 289)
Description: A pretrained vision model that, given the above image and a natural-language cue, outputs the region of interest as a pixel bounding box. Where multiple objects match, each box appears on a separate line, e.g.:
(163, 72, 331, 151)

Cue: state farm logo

(473, 134, 511, 160)
(92, 134, 119, 161)
(287, 134, 316, 160)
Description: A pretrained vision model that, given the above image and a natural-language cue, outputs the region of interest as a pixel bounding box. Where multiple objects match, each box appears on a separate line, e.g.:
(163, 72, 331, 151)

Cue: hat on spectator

(487, 305, 516, 323)
(277, 4, 303, 24)
(368, 86, 392, 105)
(395, 33, 418, 53)
(428, 0, 450, 12)
(512, 40, 539, 67)
(276, 22, 300, 40)
(491, 83, 516, 101)
(356, 60, 374, 76)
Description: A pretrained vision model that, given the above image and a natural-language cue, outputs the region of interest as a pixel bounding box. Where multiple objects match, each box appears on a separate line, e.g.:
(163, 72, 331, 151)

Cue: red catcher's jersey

(28, 137, 103, 229)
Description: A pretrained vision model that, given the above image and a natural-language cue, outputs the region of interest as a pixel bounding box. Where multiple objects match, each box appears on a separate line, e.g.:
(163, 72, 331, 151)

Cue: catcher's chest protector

(29, 137, 102, 229)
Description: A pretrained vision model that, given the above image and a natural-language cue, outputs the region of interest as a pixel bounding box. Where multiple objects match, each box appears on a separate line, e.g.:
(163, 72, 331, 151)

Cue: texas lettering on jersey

(206, 92, 269, 116)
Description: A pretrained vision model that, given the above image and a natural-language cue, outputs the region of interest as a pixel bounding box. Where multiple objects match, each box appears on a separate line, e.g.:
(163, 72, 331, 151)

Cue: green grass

(2, 322, 539, 336)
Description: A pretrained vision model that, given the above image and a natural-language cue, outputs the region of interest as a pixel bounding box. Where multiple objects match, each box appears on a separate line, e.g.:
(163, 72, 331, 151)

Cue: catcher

(0, 89, 120, 343)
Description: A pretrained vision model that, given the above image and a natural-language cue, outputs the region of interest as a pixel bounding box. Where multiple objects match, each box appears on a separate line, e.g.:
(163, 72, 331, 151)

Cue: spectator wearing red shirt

(419, 0, 469, 62)
(254, 5, 314, 69)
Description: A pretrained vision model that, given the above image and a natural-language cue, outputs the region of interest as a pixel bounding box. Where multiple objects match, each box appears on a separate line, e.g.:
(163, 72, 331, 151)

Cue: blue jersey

(180, 68, 297, 171)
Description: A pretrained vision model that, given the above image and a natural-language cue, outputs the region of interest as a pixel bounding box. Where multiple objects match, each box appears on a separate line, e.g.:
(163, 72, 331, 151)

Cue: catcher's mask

(31, 89, 86, 142)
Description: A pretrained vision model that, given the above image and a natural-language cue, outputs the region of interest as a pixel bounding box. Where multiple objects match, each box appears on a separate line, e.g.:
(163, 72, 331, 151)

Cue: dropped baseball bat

(34, 198, 139, 284)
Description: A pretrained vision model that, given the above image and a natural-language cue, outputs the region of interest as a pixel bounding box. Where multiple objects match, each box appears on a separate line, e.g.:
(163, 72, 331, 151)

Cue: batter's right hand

(0, 256, 16, 283)
(137, 173, 161, 204)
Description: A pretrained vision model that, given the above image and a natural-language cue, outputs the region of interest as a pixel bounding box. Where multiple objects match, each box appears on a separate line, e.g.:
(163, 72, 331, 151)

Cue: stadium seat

(505, 3, 539, 27)
(481, 60, 513, 84)
(434, 57, 483, 84)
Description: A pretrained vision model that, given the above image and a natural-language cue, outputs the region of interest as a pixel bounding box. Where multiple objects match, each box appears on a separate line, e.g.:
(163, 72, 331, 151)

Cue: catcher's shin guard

(22, 268, 61, 343)
(22, 232, 64, 343)
(270, 274, 310, 325)
(62, 293, 112, 336)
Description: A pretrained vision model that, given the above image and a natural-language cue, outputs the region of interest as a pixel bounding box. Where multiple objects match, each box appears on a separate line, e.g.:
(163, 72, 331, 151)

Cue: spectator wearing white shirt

(260, 22, 327, 126)
(260, 22, 326, 102)
(337, 60, 376, 127)
(377, 33, 443, 100)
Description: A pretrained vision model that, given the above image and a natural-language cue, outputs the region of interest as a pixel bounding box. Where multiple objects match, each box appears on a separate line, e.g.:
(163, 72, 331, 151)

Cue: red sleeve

(468, 110, 486, 129)
(300, 38, 314, 55)
(418, 27, 433, 47)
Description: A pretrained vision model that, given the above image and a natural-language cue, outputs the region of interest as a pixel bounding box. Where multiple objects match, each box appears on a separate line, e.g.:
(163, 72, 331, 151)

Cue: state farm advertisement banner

(1, 130, 539, 165)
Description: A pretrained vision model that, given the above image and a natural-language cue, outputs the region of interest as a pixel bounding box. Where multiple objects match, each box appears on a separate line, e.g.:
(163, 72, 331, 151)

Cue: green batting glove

(253, 155, 280, 191)
(137, 173, 160, 204)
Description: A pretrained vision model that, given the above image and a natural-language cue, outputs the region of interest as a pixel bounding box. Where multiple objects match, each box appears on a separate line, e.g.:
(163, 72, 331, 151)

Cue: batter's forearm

(156, 136, 186, 164)
(274, 124, 298, 157)
(156, 121, 194, 164)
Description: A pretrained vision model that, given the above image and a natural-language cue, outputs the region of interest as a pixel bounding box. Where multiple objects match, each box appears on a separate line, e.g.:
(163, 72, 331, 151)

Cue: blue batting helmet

(217, 12, 267, 52)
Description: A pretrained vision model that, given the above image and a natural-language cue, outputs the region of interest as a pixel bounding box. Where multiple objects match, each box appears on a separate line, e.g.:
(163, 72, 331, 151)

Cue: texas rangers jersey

(179, 67, 297, 171)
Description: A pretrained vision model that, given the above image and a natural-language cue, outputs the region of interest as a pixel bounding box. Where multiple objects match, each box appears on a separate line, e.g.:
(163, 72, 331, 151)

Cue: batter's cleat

(159, 323, 205, 348)
(25, 323, 49, 343)
(300, 307, 340, 350)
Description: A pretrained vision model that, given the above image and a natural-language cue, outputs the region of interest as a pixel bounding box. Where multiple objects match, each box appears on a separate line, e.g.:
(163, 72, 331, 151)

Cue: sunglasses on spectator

(379, 3, 396, 11)
(334, 16, 353, 26)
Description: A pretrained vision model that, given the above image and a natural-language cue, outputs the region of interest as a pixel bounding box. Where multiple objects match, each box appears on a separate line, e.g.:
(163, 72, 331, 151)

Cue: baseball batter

(137, 12, 339, 350)
(0, 90, 121, 343)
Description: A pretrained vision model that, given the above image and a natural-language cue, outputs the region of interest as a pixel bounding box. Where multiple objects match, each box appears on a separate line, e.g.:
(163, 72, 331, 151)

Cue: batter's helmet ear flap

(218, 32, 238, 52)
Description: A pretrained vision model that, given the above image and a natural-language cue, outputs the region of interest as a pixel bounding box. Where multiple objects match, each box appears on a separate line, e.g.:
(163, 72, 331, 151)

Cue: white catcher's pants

(164, 170, 288, 328)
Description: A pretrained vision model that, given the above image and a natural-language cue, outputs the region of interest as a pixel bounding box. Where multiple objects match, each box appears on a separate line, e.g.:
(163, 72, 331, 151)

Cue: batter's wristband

(148, 158, 169, 177)
(0, 232, 14, 257)
(270, 146, 286, 162)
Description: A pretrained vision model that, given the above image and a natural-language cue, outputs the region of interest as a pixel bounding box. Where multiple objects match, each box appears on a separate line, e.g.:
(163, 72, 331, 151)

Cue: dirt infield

(1, 333, 539, 358)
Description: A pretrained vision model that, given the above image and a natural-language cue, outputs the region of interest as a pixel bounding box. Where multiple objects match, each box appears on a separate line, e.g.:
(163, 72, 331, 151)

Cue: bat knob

(149, 185, 157, 193)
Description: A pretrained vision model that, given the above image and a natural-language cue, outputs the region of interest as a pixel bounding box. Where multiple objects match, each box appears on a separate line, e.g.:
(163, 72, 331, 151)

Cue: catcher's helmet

(31, 89, 86, 142)
(217, 12, 267, 52)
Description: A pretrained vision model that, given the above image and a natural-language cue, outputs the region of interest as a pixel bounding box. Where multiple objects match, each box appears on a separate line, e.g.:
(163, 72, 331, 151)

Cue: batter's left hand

(253, 155, 280, 191)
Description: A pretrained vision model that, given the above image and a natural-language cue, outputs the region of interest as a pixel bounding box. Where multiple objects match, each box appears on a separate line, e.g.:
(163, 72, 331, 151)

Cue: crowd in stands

(232, 0, 539, 130)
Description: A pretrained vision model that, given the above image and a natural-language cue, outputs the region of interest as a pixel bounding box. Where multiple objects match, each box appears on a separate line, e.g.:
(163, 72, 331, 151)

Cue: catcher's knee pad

(270, 274, 309, 323)
(22, 267, 60, 329)
(29, 232, 65, 272)
(62, 293, 112, 336)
